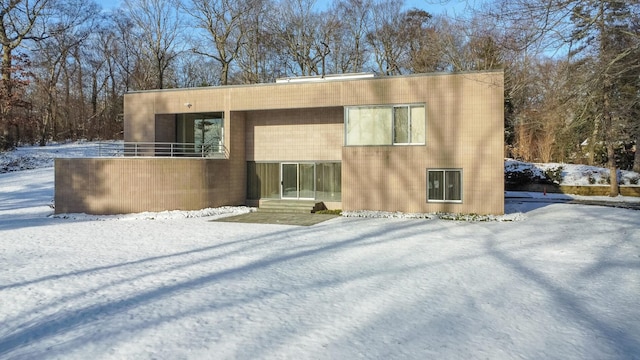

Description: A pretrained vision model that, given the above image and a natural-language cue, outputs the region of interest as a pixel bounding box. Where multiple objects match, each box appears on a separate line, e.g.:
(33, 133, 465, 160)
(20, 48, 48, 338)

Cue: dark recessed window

(427, 169, 462, 202)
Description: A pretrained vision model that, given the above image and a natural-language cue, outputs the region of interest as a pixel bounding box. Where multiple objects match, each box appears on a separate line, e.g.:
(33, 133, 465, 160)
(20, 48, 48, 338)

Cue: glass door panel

(299, 163, 315, 199)
(281, 163, 315, 199)
(281, 163, 298, 198)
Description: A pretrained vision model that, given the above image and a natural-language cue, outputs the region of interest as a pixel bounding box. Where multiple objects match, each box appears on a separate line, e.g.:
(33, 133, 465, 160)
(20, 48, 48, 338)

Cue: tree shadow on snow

(0, 217, 437, 358)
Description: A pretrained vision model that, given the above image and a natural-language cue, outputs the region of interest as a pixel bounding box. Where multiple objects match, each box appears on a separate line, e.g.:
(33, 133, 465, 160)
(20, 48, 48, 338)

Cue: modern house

(55, 70, 505, 215)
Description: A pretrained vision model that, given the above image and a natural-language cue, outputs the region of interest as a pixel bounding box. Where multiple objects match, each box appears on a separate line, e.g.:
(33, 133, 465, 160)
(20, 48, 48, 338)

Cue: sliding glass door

(281, 163, 315, 199)
(247, 162, 341, 201)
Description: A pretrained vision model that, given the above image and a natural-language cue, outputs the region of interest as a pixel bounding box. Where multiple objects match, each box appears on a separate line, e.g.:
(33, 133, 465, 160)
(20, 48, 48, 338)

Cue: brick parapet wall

(55, 158, 239, 215)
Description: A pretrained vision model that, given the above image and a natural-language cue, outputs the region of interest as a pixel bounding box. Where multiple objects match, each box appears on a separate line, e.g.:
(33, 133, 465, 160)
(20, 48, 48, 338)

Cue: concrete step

(258, 200, 325, 214)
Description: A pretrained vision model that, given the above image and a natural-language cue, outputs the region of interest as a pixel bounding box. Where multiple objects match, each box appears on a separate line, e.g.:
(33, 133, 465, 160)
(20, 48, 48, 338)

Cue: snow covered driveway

(1, 168, 639, 359)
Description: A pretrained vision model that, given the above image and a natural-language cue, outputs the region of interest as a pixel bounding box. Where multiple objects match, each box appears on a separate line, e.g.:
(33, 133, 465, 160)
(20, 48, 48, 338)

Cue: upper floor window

(345, 104, 425, 146)
(176, 112, 224, 156)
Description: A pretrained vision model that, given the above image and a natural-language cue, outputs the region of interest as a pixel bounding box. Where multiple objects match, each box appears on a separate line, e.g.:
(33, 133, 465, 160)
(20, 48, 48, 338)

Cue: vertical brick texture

(55, 158, 240, 215)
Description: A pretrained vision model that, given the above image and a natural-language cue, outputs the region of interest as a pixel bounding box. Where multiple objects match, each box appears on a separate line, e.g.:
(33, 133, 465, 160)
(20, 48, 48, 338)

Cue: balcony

(98, 142, 228, 158)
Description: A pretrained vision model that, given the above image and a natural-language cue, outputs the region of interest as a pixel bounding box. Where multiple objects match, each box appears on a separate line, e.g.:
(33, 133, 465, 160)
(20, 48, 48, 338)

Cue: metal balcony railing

(98, 142, 228, 158)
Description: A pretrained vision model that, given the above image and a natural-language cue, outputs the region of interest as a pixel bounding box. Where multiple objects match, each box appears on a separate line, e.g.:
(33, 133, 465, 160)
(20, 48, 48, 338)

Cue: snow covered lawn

(0, 147, 639, 359)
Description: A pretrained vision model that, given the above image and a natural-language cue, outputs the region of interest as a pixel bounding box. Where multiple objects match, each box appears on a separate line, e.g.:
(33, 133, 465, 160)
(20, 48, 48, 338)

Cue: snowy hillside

(0, 141, 122, 173)
(505, 158, 640, 186)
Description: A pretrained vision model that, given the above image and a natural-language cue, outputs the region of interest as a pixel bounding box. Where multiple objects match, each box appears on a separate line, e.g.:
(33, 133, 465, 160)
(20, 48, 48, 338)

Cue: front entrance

(281, 163, 315, 199)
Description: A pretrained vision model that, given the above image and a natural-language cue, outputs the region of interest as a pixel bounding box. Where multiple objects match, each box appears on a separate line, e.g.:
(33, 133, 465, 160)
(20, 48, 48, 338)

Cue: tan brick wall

(124, 92, 156, 143)
(342, 73, 504, 215)
(245, 107, 343, 162)
(229, 111, 247, 202)
(108, 71, 504, 214)
(55, 158, 242, 215)
(155, 114, 175, 142)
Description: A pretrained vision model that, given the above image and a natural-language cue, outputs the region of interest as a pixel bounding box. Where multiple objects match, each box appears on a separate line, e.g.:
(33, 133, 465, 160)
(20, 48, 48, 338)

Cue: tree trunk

(603, 77, 619, 197)
(39, 110, 49, 146)
(608, 142, 619, 197)
(0, 45, 13, 150)
(221, 61, 229, 86)
(587, 118, 599, 166)
(91, 73, 98, 140)
(634, 131, 640, 173)
(75, 48, 84, 140)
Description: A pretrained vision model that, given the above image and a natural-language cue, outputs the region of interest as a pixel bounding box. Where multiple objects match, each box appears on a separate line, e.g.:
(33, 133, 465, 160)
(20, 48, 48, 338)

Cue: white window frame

(392, 104, 426, 145)
(427, 169, 463, 203)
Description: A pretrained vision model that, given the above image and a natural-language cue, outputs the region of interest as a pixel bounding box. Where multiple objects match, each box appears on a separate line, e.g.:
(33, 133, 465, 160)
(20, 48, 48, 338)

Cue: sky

(96, 0, 121, 11)
(95, 0, 479, 16)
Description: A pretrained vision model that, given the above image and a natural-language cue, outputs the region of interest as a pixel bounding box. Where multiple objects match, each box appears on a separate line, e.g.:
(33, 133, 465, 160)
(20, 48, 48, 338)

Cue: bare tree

(174, 53, 221, 87)
(0, 0, 51, 149)
(402, 9, 442, 73)
(79, 21, 126, 140)
(512, 58, 576, 162)
(30, 0, 100, 144)
(182, 0, 255, 85)
(569, 0, 639, 195)
(234, 0, 277, 83)
(124, 0, 183, 89)
(329, 0, 372, 73)
(487, 0, 640, 195)
(367, 0, 406, 75)
(268, 0, 325, 76)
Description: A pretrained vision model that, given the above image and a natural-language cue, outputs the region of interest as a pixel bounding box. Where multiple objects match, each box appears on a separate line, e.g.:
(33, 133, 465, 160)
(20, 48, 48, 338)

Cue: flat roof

(126, 69, 504, 95)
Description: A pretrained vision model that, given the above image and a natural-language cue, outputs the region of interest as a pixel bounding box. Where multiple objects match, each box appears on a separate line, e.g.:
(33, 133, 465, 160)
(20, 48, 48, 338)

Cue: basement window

(427, 169, 462, 202)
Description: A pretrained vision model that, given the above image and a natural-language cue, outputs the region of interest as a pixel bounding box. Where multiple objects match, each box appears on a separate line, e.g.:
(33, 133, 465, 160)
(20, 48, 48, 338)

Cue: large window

(247, 162, 280, 199)
(345, 104, 425, 146)
(315, 162, 341, 201)
(176, 112, 224, 155)
(345, 106, 392, 145)
(427, 169, 462, 202)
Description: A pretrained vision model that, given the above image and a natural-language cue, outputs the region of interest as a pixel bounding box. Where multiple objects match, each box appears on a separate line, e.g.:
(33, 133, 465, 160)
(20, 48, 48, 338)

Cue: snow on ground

(505, 158, 640, 186)
(1, 143, 639, 359)
(0, 141, 122, 173)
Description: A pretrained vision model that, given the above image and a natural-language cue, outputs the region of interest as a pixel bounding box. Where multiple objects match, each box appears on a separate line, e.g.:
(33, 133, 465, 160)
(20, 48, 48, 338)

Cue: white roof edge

(275, 73, 375, 83)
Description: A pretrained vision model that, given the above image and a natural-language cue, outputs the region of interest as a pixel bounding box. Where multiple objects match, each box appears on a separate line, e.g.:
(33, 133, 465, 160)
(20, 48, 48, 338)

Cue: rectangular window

(345, 104, 425, 146)
(393, 106, 409, 143)
(316, 162, 341, 201)
(345, 106, 392, 145)
(176, 112, 224, 156)
(427, 169, 462, 202)
(393, 105, 425, 144)
(409, 105, 426, 144)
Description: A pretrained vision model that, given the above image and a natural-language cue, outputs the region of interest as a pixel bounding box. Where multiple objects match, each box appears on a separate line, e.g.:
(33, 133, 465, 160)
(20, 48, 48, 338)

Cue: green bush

(505, 168, 538, 185)
(505, 167, 559, 186)
(544, 166, 564, 184)
(315, 209, 342, 215)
